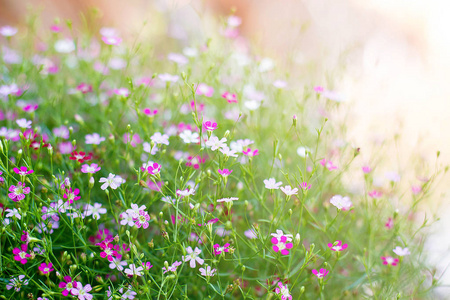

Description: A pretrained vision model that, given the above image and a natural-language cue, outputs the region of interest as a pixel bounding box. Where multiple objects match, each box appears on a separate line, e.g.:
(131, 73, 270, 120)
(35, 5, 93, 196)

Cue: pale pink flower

(280, 185, 298, 196)
(182, 246, 204, 268)
(330, 195, 352, 211)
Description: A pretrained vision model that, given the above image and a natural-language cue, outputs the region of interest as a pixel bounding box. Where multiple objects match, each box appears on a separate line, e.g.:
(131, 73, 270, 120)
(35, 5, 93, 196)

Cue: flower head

(182, 246, 204, 268)
(71, 282, 93, 300)
(13, 166, 34, 176)
(330, 195, 353, 211)
(81, 163, 101, 174)
(327, 240, 348, 252)
(271, 236, 293, 255)
(38, 262, 54, 274)
(393, 246, 410, 256)
(264, 178, 282, 190)
(203, 120, 217, 131)
(274, 282, 292, 300)
(99, 173, 125, 190)
(59, 276, 77, 296)
(199, 265, 217, 277)
(381, 256, 399, 266)
(312, 268, 329, 278)
(12, 244, 31, 264)
(280, 185, 298, 196)
(8, 182, 31, 202)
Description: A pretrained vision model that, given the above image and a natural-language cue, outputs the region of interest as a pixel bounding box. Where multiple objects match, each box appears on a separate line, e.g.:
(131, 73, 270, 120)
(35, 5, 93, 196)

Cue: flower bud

(89, 177, 94, 188)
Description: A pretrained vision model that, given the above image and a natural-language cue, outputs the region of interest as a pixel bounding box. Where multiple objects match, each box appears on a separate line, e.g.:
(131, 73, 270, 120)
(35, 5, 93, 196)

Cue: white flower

(120, 212, 135, 227)
(179, 130, 199, 144)
(219, 146, 238, 157)
(5, 208, 21, 219)
(0, 26, 18, 37)
(158, 73, 179, 83)
(151, 132, 169, 145)
(296, 146, 310, 157)
(205, 136, 227, 151)
(182, 246, 204, 268)
(16, 118, 32, 129)
(143, 142, 159, 155)
(217, 197, 239, 203)
(99, 173, 125, 190)
(280, 185, 298, 196)
(124, 264, 144, 277)
(176, 188, 196, 198)
(167, 53, 188, 65)
(199, 265, 216, 277)
(330, 195, 353, 211)
(54, 39, 76, 53)
(161, 196, 175, 205)
(109, 257, 127, 271)
(393, 246, 410, 256)
(126, 204, 147, 219)
(264, 178, 282, 190)
(84, 203, 107, 220)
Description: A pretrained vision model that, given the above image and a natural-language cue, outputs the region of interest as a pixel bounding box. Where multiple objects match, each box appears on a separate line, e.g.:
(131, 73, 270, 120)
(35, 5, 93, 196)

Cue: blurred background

(1, 0, 449, 294)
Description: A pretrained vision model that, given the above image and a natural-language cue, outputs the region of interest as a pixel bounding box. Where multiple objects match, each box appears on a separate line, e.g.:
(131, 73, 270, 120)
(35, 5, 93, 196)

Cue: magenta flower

(243, 148, 259, 157)
(222, 91, 238, 103)
(299, 182, 311, 190)
(81, 163, 101, 174)
(13, 166, 34, 176)
(381, 256, 399, 266)
(142, 262, 153, 270)
(8, 182, 31, 202)
(312, 268, 329, 278)
(213, 243, 230, 255)
(362, 165, 372, 173)
(218, 168, 233, 177)
(99, 242, 118, 262)
(71, 282, 93, 300)
(59, 276, 77, 296)
(143, 108, 158, 116)
(271, 236, 293, 255)
(38, 262, 54, 274)
(146, 162, 161, 175)
(274, 282, 292, 300)
(63, 188, 81, 204)
(133, 210, 150, 229)
(76, 83, 93, 94)
(368, 190, 382, 198)
(13, 244, 31, 264)
(327, 240, 348, 252)
(203, 120, 217, 131)
(320, 158, 338, 171)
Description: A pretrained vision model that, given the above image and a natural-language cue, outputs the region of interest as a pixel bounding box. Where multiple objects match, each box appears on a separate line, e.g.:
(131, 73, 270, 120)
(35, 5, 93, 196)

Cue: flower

(114, 87, 130, 97)
(176, 188, 196, 198)
(411, 185, 422, 195)
(151, 132, 169, 145)
(206, 136, 227, 151)
(385, 217, 394, 229)
(182, 246, 204, 268)
(264, 178, 282, 190)
(158, 73, 179, 83)
(6, 275, 29, 292)
(162, 261, 182, 274)
(81, 163, 101, 174)
(393, 246, 410, 256)
(199, 265, 217, 277)
(195, 83, 214, 97)
(5, 208, 21, 219)
(99, 242, 118, 262)
(133, 210, 150, 229)
(299, 182, 311, 190)
(271, 236, 293, 255)
(203, 120, 217, 131)
(213, 243, 230, 255)
(109, 255, 127, 271)
(59, 276, 77, 296)
(280, 185, 298, 196)
(63, 188, 81, 204)
(13, 244, 31, 264)
(8, 182, 31, 202)
(381, 256, 399, 266)
(99, 173, 125, 190)
(222, 91, 238, 103)
(126, 204, 147, 218)
(217, 197, 239, 203)
(69, 151, 92, 163)
(330, 195, 353, 211)
(120, 212, 135, 227)
(13, 166, 34, 176)
(327, 240, 348, 251)
(102, 36, 122, 45)
(218, 168, 233, 177)
(71, 282, 93, 300)
(54, 39, 75, 53)
(120, 287, 137, 299)
(244, 228, 257, 239)
(271, 230, 293, 242)
(312, 268, 329, 278)
(16, 118, 32, 128)
(368, 190, 382, 198)
(179, 130, 199, 144)
(38, 262, 54, 274)
(274, 282, 292, 300)
(145, 162, 161, 175)
(142, 262, 153, 270)
(320, 158, 338, 171)
(220, 146, 238, 157)
(362, 165, 372, 173)
(0, 26, 18, 37)
(85, 133, 105, 145)
(124, 264, 144, 277)
(243, 148, 259, 157)
(84, 203, 107, 220)
(186, 156, 205, 169)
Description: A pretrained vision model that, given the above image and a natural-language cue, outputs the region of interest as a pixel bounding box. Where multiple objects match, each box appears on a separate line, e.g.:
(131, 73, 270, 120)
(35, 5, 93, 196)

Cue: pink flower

(71, 282, 93, 300)
(199, 266, 216, 277)
(76, 83, 93, 94)
(12, 244, 31, 264)
(381, 256, 399, 266)
(38, 262, 54, 274)
(218, 168, 233, 177)
(123, 133, 141, 147)
(142, 262, 153, 270)
(63, 188, 81, 204)
(145, 162, 161, 175)
(362, 165, 372, 173)
(271, 236, 293, 255)
(186, 156, 205, 169)
(59, 276, 77, 296)
(8, 182, 31, 202)
(50, 25, 61, 32)
(312, 268, 329, 278)
(243, 148, 259, 157)
(299, 182, 311, 190)
(411, 185, 422, 195)
(327, 240, 348, 251)
(133, 210, 150, 229)
(114, 87, 129, 97)
(385, 217, 394, 229)
(368, 190, 382, 198)
(162, 261, 182, 274)
(213, 243, 230, 255)
(99, 242, 118, 262)
(81, 163, 101, 174)
(314, 86, 324, 93)
(280, 185, 298, 196)
(102, 36, 122, 45)
(274, 282, 292, 300)
(222, 91, 238, 103)
(182, 246, 204, 268)
(203, 120, 217, 131)
(195, 83, 214, 97)
(330, 195, 353, 211)
(320, 158, 338, 171)
(13, 166, 34, 176)
(143, 108, 158, 116)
